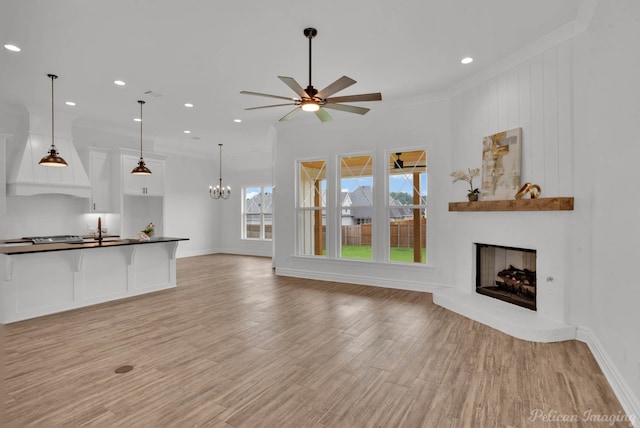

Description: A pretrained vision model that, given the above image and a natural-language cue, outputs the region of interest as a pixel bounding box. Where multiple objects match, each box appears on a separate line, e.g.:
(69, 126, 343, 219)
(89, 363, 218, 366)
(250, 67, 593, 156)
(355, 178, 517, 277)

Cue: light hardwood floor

(3, 254, 628, 427)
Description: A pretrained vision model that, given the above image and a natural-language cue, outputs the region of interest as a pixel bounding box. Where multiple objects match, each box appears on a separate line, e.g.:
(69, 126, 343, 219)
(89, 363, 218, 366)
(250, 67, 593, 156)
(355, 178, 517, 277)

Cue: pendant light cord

(218, 143, 223, 188)
(139, 100, 145, 160)
(48, 74, 58, 150)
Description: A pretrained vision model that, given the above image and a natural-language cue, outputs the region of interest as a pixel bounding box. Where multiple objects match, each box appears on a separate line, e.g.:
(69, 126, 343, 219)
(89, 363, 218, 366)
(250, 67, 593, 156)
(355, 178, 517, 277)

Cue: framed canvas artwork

(481, 127, 522, 200)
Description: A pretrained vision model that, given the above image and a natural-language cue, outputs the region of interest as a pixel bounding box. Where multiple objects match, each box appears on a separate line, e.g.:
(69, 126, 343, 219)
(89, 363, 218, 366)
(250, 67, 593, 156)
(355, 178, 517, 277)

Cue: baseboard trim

(176, 249, 218, 258)
(576, 327, 640, 426)
(177, 249, 272, 259)
(275, 267, 447, 293)
(216, 247, 273, 258)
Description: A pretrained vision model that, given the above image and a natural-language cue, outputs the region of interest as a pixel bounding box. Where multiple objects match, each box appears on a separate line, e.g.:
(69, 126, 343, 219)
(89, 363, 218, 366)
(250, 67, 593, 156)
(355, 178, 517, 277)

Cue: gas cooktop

(23, 235, 84, 244)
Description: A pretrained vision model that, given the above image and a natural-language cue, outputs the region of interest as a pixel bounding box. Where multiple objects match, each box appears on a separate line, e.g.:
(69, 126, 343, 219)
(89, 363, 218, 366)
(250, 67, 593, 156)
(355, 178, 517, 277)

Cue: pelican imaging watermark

(529, 409, 636, 426)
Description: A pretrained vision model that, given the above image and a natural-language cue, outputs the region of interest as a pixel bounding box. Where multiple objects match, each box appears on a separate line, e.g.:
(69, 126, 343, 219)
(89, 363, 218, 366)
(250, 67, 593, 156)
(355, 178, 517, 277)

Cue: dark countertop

(0, 237, 189, 255)
(0, 234, 120, 244)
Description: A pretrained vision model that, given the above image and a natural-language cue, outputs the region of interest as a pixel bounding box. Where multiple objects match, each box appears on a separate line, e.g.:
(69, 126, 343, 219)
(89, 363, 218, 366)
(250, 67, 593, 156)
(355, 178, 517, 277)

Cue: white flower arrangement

(451, 168, 480, 197)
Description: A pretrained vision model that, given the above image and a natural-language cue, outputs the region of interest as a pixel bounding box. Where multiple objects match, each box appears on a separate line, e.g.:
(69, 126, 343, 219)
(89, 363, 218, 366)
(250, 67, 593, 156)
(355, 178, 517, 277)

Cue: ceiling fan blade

(325, 92, 383, 104)
(315, 108, 333, 122)
(323, 103, 370, 115)
(245, 103, 296, 111)
(279, 107, 302, 121)
(278, 76, 309, 98)
(317, 76, 357, 99)
(240, 90, 297, 102)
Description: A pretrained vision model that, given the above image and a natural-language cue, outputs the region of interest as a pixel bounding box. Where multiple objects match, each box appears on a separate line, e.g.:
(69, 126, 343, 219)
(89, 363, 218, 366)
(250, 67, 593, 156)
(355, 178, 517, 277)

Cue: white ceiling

(0, 0, 582, 157)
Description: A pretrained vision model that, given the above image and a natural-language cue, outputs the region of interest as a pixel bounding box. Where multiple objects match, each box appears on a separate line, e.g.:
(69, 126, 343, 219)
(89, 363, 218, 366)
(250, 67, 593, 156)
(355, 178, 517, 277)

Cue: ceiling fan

(240, 27, 382, 123)
(392, 152, 426, 170)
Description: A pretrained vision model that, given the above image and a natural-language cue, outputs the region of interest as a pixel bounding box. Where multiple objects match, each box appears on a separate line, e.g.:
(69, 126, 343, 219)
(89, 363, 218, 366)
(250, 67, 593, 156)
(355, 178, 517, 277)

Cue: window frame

(294, 146, 429, 266)
(241, 185, 272, 241)
(386, 148, 427, 264)
(296, 158, 327, 257)
(338, 152, 374, 260)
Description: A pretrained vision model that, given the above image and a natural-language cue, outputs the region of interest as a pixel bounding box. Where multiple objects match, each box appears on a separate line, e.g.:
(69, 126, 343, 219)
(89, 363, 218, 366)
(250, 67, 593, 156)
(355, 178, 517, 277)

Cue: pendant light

(209, 144, 231, 199)
(39, 74, 68, 167)
(131, 100, 152, 175)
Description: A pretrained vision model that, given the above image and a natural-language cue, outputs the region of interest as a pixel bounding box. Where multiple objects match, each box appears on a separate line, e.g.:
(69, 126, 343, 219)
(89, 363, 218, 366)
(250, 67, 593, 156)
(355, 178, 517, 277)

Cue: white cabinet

(116, 150, 166, 238)
(88, 150, 112, 212)
(122, 155, 165, 196)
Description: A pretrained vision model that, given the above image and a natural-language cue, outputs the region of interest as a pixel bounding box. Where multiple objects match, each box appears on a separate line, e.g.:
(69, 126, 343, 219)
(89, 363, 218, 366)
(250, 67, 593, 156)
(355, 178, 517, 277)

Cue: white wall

(216, 147, 273, 258)
(163, 151, 218, 258)
(573, 0, 640, 412)
(273, 99, 453, 291)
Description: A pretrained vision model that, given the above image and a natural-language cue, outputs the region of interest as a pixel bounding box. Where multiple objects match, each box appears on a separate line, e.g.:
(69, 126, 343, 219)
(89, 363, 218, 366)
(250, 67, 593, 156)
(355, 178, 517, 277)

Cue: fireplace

(476, 243, 536, 311)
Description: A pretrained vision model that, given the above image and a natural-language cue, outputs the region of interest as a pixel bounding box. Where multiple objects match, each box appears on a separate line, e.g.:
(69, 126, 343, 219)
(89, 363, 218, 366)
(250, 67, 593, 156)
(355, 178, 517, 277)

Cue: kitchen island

(0, 237, 188, 323)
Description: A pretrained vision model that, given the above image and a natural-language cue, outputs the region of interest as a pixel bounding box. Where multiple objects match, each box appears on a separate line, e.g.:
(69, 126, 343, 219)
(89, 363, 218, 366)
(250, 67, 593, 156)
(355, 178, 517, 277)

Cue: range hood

(6, 109, 91, 198)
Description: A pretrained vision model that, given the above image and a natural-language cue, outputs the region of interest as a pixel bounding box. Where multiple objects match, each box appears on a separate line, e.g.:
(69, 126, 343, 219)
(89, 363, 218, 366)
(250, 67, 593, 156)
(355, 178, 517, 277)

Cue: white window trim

(242, 185, 272, 241)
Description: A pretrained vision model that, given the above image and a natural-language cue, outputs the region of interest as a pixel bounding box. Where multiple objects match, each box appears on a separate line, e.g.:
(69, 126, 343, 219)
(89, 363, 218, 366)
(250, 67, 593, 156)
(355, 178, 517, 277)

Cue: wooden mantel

(448, 197, 574, 212)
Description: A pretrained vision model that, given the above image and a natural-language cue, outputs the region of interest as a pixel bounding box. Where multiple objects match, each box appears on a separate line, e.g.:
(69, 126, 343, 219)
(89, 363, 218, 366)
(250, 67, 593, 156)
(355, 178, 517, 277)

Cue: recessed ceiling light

(184, 103, 194, 108)
(461, 57, 474, 64)
(234, 119, 242, 123)
(184, 130, 191, 134)
(65, 101, 76, 106)
(114, 80, 126, 86)
(4, 44, 21, 52)
(134, 118, 142, 122)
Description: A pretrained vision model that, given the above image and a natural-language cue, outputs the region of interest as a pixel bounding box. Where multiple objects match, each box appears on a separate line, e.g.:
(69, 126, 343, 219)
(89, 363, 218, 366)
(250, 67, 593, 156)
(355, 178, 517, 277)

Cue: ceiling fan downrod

(304, 27, 318, 97)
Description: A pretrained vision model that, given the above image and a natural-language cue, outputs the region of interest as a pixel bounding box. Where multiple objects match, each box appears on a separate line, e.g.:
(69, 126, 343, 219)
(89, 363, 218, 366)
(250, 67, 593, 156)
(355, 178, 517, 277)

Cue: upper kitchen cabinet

(83, 148, 112, 213)
(121, 153, 166, 196)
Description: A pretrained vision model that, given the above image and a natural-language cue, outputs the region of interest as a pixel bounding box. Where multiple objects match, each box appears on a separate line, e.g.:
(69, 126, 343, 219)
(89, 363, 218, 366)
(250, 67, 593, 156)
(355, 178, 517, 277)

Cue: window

(242, 186, 272, 240)
(388, 150, 427, 263)
(298, 160, 326, 256)
(296, 148, 427, 264)
(340, 154, 373, 260)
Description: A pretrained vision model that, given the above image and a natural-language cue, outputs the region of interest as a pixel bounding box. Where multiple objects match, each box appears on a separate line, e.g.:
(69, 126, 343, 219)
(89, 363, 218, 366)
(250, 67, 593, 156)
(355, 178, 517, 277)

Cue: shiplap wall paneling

(518, 61, 533, 182)
(543, 48, 560, 196)
(529, 53, 546, 193)
(556, 41, 574, 196)
(452, 45, 572, 197)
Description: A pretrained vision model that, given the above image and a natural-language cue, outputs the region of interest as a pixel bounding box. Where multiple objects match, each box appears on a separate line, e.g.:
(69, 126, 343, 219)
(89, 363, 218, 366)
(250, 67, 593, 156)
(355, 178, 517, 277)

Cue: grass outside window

(335, 246, 426, 262)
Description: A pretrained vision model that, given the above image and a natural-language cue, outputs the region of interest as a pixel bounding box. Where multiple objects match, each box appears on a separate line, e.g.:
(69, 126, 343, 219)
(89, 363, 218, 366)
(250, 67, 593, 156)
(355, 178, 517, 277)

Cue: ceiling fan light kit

(301, 100, 320, 112)
(241, 27, 382, 122)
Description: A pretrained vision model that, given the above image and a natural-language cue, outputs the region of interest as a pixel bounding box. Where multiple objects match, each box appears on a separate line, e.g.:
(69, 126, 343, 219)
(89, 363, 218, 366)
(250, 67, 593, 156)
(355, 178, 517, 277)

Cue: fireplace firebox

(475, 243, 536, 311)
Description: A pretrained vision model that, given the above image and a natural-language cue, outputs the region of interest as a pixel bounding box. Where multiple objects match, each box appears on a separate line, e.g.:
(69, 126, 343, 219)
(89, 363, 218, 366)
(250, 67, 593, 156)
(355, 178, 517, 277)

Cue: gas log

(496, 265, 536, 298)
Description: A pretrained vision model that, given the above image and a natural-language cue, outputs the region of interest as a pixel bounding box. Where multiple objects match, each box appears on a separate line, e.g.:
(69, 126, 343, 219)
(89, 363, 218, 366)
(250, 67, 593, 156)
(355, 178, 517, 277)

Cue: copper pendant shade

(131, 100, 152, 175)
(39, 74, 68, 167)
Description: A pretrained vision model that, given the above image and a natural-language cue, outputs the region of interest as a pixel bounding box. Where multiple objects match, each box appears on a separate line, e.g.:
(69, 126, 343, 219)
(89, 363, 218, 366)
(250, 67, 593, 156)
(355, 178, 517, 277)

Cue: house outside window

(242, 186, 272, 240)
(339, 154, 373, 260)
